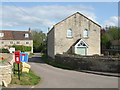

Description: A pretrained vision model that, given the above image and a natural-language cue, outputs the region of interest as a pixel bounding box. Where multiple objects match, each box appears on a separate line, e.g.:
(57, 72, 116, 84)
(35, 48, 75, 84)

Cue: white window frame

(25, 33, 29, 38)
(67, 29, 72, 37)
(83, 29, 88, 38)
(0, 33, 4, 37)
(75, 39, 88, 48)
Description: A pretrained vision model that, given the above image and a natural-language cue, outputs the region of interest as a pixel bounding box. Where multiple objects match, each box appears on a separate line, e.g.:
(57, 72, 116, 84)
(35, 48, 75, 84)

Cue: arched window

(83, 29, 88, 38)
(67, 29, 72, 37)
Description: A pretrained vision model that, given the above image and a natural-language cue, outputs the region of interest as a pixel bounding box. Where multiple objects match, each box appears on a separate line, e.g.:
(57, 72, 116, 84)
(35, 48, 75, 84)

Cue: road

(27, 53, 118, 88)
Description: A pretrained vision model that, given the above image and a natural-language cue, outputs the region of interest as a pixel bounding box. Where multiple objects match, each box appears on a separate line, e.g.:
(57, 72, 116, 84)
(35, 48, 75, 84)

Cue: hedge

(0, 48, 10, 53)
(12, 45, 31, 52)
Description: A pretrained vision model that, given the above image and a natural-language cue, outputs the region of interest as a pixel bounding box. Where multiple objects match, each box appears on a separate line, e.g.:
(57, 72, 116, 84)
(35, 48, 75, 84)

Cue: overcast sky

(0, 2, 118, 33)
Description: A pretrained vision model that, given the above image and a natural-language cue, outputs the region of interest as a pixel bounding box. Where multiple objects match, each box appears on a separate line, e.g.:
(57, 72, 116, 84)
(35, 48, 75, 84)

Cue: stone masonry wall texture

(55, 54, 120, 73)
(47, 12, 101, 58)
(0, 53, 14, 87)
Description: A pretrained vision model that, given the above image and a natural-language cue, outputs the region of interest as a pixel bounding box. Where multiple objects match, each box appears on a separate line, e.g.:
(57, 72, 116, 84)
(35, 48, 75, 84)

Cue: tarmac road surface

(28, 53, 118, 88)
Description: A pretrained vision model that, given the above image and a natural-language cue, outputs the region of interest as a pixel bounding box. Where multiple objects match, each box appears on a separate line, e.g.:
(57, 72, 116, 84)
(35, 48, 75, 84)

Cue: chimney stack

(28, 27, 31, 33)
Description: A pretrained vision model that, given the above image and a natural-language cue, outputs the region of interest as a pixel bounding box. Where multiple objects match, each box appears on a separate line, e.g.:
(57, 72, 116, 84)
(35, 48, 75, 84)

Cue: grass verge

(29, 53, 34, 57)
(10, 63, 40, 86)
(41, 55, 73, 70)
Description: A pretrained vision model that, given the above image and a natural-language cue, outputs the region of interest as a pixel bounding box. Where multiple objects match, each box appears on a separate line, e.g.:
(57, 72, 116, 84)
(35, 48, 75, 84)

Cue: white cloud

(1, 4, 97, 32)
(103, 16, 118, 27)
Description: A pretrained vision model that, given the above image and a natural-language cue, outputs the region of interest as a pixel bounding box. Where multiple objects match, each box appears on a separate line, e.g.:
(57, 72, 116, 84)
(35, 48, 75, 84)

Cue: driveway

(27, 53, 118, 88)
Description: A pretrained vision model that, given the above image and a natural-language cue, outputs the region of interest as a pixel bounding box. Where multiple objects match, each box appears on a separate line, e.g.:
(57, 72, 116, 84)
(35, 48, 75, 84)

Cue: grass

(10, 63, 40, 86)
(41, 55, 73, 70)
(29, 53, 34, 57)
(115, 54, 120, 57)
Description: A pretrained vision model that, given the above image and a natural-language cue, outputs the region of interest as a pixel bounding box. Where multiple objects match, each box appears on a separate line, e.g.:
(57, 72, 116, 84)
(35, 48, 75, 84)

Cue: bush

(0, 48, 9, 53)
(92, 54, 99, 56)
(12, 45, 31, 52)
(29, 53, 34, 57)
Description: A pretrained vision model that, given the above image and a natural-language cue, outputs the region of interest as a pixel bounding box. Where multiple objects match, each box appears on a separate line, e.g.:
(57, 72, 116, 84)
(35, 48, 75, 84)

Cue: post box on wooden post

(14, 51, 21, 80)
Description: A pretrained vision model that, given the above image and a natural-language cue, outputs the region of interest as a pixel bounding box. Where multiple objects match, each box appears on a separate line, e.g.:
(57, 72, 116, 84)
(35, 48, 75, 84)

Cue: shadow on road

(28, 56, 45, 64)
(79, 70, 120, 78)
(28, 54, 120, 78)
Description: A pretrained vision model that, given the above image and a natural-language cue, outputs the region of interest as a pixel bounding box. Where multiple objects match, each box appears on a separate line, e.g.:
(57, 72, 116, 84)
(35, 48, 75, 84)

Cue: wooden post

(18, 63, 20, 80)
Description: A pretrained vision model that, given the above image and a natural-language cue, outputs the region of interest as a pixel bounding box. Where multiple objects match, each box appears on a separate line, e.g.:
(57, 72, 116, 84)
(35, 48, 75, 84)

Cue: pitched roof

(72, 39, 81, 46)
(48, 12, 101, 34)
(0, 30, 32, 40)
(73, 39, 88, 47)
(55, 12, 101, 27)
(111, 40, 120, 45)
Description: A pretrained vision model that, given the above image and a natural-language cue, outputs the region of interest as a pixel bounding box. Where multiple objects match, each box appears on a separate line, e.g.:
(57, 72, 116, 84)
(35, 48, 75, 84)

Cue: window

(0, 33, 4, 37)
(26, 42, 29, 44)
(83, 29, 88, 38)
(25, 33, 29, 38)
(10, 41, 13, 44)
(16, 42, 20, 44)
(75, 39, 88, 48)
(78, 41, 86, 46)
(1, 42, 4, 44)
(67, 29, 72, 37)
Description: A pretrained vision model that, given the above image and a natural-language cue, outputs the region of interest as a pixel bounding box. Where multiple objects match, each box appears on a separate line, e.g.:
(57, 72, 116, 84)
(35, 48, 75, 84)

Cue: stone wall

(55, 54, 120, 73)
(0, 53, 14, 87)
(47, 28, 55, 58)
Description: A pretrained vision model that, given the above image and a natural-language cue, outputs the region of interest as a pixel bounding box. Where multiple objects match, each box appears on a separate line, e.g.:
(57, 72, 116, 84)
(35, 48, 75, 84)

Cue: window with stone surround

(10, 41, 13, 44)
(26, 42, 29, 44)
(67, 29, 72, 37)
(1, 41, 4, 44)
(83, 29, 88, 38)
(16, 42, 20, 44)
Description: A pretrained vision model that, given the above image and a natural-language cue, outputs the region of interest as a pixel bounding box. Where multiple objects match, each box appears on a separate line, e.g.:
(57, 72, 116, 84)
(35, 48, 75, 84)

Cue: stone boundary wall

(55, 54, 120, 73)
(0, 53, 14, 87)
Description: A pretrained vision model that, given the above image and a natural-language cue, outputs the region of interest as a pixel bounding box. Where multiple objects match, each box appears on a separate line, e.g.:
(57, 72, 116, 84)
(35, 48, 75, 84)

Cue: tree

(31, 30, 46, 52)
(101, 33, 111, 49)
(107, 27, 120, 40)
(101, 26, 120, 49)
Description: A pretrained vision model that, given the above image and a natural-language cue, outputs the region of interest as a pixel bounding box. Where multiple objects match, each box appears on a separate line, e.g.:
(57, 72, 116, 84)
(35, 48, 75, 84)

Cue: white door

(76, 47, 86, 55)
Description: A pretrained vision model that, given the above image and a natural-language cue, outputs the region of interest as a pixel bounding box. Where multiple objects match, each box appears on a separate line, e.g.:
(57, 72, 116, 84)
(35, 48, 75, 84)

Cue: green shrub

(92, 54, 99, 56)
(29, 53, 34, 57)
(115, 53, 120, 57)
(0, 48, 9, 53)
(12, 45, 31, 52)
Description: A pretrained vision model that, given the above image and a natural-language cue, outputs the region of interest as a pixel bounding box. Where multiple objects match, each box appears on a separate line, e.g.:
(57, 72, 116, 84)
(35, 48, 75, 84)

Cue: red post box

(14, 51, 21, 63)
